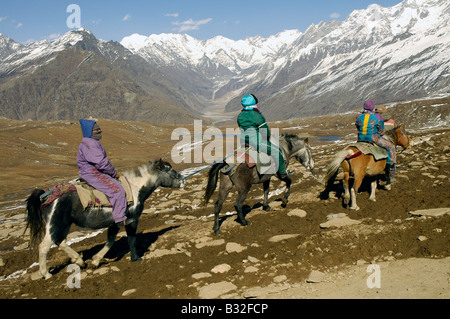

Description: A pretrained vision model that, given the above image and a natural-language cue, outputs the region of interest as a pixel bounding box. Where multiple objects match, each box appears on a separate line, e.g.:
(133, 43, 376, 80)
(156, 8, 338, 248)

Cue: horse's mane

(123, 160, 161, 179)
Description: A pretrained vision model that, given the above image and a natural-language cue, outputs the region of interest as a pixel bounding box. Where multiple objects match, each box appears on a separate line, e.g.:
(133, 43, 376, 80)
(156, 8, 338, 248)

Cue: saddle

(74, 176, 134, 209)
(40, 176, 134, 211)
(221, 147, 277, 176)
(348, 142, 388, 161)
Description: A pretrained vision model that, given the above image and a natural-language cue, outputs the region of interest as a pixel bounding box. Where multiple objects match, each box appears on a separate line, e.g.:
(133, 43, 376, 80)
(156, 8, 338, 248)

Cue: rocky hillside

(0, 97, 448, 301)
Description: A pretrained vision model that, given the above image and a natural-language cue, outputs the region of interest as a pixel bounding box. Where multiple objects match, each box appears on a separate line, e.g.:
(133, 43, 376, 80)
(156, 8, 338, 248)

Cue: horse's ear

(304, 137, 309, 144)
(153, 159, 163, 169)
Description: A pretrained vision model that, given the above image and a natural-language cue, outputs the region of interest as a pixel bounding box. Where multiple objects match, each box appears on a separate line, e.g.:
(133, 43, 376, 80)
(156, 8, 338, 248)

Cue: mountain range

(0, 0, 449, 124)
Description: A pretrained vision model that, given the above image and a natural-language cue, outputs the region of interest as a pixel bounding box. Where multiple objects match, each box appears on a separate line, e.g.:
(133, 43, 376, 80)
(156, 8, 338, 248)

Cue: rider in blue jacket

(356, 100, 397, 180)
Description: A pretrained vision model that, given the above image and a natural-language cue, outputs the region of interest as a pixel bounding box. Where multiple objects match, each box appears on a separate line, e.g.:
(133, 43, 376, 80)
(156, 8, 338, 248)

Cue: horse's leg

(91, 225, 119, 268)
(38, 232, 54, 280)
(369, 178, 377, 202)
(280, 176, 292, 208)
(59, 240, 85, 268)
(342, 161, 351, 206)
(350, 169, 365, 211)
(213, 175, 233, 235)
(125, 222, 142, 262)
(262, 179, 271, 211)
(234, 186, 252, 227)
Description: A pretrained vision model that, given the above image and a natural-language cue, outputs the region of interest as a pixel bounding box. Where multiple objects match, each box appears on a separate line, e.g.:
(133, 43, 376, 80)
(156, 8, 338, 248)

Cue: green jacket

(237, 109, 270, 148)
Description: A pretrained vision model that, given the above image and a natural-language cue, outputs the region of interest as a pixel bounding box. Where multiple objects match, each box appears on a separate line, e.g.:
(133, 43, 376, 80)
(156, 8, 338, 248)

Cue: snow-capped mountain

(0, 29, 197, 123)
(0, 0, 448, 123)
(121, 0, 450, 120)
(0, 34, 23, 60)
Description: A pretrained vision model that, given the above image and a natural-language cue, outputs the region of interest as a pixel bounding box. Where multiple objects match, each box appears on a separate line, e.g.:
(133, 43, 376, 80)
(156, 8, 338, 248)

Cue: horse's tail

(25, 189, 46, 247)
(323, 149, 352, 185)
(204, 163, 228, 206)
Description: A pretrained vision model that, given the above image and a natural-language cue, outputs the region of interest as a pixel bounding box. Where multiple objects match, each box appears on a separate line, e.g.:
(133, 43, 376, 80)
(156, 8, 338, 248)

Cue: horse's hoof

(369, 198, 376, 202)
(213, 229, 221, 236)
(44, 272, 52, 280)
(350, 206, 360, 211)
(131, 257, 143, 262)
(241, 220, 252, 227)
(385, 185, 392, 191)
(74, 258, 86, 268)
(91, 259, 101, 268)
(263, 205, 271, 211)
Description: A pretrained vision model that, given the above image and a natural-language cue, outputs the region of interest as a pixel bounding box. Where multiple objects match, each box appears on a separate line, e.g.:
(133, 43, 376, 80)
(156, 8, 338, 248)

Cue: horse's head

(394, 125, 411, 149)
(283, 135, 315, 175)
(153, 159, 184, 188)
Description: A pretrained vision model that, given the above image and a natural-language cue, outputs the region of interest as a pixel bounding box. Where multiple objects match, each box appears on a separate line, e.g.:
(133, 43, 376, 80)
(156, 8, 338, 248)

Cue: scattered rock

(242, 285, 290, 299)
(211, 264, 231, 274)
(195, 239, 225, 249)
(409, 208, 450, 217)
(192, 272, 212, 280)
(320, 214, 361, 229)
(198, 281, 237, 299)
(13, 242, 29, 251)
(122, 289, 137, 297)
(226, 242, 246, 253)
(244, 266, 258, 273)
(273, 275, 287, 283)
(417, 236, 428, 242)
(247, 256, 259, 263)
(268, 234, 300, 243)
(306, 270, 325, 283)
(287, 209, 307, 218)
(93, 267, 109, 276)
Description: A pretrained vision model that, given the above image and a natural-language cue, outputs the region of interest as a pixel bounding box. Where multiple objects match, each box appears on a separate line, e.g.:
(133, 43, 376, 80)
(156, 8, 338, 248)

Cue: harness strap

(346, 151, 362, 160)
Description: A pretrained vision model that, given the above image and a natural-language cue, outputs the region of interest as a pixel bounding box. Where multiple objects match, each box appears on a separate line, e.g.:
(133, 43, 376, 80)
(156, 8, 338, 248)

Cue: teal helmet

(241, 94, 259, 108)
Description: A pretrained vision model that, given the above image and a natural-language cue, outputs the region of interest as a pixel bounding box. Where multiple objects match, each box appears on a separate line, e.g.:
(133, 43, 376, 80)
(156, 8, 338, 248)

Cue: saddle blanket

(349, 142, 388, 161)
(222, 148, 277, 176)
(40, 176, 134, 210)
(74, 176, 134, 209)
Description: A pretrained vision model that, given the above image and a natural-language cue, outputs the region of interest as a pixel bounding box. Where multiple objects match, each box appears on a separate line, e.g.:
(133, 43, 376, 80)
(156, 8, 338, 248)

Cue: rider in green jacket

(237, 94, 287, 179)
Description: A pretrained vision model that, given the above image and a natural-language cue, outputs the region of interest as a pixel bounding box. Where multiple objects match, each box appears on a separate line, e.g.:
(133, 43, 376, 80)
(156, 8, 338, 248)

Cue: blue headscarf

(241, 94, 259, 110)
(79, 119, 96, 138)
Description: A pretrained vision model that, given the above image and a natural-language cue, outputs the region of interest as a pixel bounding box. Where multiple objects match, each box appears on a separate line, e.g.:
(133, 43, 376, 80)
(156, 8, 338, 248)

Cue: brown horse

(324, 125, 411, 211)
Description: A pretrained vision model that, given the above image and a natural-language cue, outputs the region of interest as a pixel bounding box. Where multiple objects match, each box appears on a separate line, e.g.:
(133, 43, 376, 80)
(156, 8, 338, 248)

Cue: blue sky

(1, 0, 403, 44)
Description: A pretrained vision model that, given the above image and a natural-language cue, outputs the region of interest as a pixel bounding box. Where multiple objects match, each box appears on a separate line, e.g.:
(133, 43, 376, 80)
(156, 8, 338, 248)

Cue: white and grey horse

(26, 159, 183, 279)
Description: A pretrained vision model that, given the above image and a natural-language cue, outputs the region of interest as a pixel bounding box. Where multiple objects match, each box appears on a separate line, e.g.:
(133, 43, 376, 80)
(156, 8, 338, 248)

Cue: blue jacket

(356, 112, 383, 142)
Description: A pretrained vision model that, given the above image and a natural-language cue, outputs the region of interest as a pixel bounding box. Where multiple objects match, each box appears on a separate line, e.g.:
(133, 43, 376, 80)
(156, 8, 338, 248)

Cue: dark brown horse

(204, 134, 314, 235)
(324, 125, 411, 211)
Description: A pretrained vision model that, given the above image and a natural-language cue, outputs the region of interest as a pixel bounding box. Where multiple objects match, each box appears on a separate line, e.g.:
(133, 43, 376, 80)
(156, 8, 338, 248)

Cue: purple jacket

(77, 137, 117, 178)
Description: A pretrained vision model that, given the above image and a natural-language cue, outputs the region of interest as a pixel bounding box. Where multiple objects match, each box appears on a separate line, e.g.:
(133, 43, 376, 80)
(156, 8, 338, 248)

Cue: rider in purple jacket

(77, 119, 134, 226)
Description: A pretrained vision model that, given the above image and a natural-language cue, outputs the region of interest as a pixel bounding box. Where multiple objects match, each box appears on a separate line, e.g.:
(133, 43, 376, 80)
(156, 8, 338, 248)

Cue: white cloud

(172, 18, 212, 32)
(91, 19, 101, 25)
(329, 12, 341, 19)
(122, 14, 131, 22)
(0, 16, 7, 23)
(165, 13, 179, 18)
(16, 22, 23, 28)
(46, 33, 61, 41)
